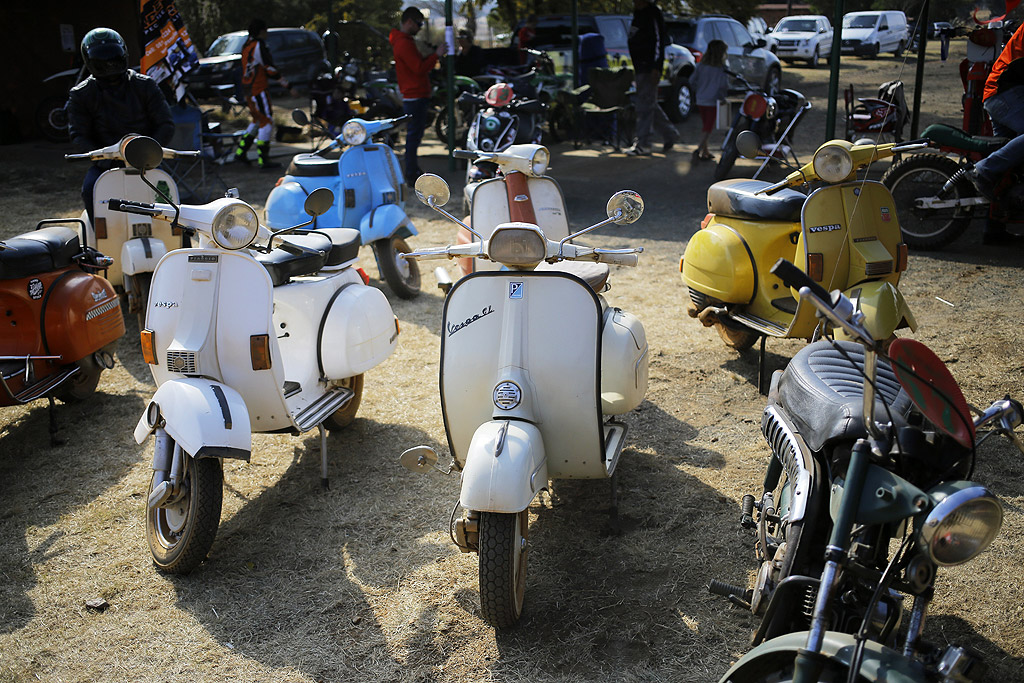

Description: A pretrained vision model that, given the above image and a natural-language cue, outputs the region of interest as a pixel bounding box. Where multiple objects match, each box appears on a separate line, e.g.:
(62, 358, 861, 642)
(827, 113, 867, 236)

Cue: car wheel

(763, 66, 781, 96)
(869, 43, 880, 59)
(665, 77, 693, 123)
(808, 47, 819, 68)
(893, 40, 905, 58)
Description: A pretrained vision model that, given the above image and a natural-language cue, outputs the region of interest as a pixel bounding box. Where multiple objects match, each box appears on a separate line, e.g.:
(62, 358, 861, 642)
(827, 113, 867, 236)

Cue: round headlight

(342, 120, 367, 145)
(812, 145, 854, 183)
(918, 484, 1003, 566)
(211, 202, 259, 250)
(531, 147, 550, 175)
(488, 224, 546, 267)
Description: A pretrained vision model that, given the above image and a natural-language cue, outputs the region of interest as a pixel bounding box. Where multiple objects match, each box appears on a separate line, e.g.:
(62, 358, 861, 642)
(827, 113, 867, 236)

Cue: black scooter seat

(286, 153, 340, 178)
(0, 227, 81, 280)
(707, 179, 805, 223)
(778, 340, 911, 452)
(256, 232, 332, 286)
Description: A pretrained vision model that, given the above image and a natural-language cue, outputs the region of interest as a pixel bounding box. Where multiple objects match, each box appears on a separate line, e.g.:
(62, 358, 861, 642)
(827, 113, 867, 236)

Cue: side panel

(440, 272, 606, 480)
(133, 378, 252, 459)
(120, 238, 168, 277)
(318, 282, 398, 379)
(460, 420, 548, 512)
(681, 222, 757, 303)
(44, 270, 125, 360)
(359, 203, 415, 243)
(265, 178, 344, 231)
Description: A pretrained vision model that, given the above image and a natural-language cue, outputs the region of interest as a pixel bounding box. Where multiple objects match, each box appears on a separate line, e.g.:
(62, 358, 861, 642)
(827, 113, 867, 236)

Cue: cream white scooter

(110, 137, 399, 574)
(400, 171, 649, 628)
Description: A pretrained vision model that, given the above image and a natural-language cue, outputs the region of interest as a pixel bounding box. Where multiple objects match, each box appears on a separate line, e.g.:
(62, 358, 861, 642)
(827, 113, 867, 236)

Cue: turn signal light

(140, 329, 157, 366)
(679, 255, 684, 273)
(700, 213, 714, 230)
(250, 334, 272, 370)
(807, 253, 824, 282)
(896, 243, 908, 272)
(274, 177, 284, 187)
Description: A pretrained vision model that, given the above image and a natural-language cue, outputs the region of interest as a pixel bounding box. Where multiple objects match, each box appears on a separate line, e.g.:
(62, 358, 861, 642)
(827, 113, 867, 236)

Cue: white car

(769, 15, 834, 68)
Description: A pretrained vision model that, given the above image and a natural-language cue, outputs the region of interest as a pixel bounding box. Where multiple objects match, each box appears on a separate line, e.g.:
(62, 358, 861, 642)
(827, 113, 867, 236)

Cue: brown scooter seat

(255, 232, 332, 286)
(0, 227, 81, 280)
(534, 259, 610, 292)
(707, 179, 805, 223)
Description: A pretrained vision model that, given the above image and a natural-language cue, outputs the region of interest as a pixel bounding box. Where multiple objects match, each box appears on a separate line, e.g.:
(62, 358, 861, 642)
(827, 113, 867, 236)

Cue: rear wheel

(715, 129, 744, 180)
(147, 452, 223, 574)
(478, 509, 529, 629)
(323, 374, 364, 431)
(665, 77, 693, 122)
(763, 67, 782, 96)
(894, 40, 905, 58)
(35, 95, 70, 143)
(55, 358, 102, 403)
(881, 153, 975, 250)
(373, 236, 421, 299)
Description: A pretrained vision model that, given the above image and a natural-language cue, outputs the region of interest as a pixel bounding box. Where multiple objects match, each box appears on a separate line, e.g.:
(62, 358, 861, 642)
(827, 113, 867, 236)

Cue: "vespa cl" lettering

(447, 305, 495, 337)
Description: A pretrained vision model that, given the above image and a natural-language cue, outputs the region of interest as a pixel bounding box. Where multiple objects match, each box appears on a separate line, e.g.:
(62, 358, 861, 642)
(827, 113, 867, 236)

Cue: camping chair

(163, 103, 238, 203)
(578, 67, 635, 151)
(843, 80, 908, 144)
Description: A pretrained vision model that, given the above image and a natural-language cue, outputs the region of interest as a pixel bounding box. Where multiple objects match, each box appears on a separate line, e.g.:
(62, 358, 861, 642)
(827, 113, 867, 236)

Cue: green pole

(911, 0, 929, 139)
(446, 0, 455, 171)
(572, 0, 579, 87)
(825, 0, 845, 140)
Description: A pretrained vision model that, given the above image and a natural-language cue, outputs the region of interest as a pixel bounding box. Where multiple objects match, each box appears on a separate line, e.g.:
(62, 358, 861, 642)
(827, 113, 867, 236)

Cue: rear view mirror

(414, 173, 451, 207)
(736, 130, 762, 159)
(304, 187, 334, 217)
(123, 136, 164, 172)
(607, 190, 644, 225)
(292, 108, 310, 126)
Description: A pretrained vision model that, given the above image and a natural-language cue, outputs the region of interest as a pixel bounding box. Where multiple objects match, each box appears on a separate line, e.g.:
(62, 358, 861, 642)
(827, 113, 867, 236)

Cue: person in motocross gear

(389, 6, 446, 186)
(233, 19, 291, 170)
(625, 0, 681, 156)
(971, 24, 1024, 244)
(67, 27, 174, 222)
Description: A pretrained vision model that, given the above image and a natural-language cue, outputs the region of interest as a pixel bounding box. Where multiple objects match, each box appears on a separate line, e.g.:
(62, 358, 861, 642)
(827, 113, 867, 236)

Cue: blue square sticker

(509, 282, 523, 299)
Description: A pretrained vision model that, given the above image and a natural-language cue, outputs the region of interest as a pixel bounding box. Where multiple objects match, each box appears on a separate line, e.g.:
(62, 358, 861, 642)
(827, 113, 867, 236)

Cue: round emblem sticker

(493, 381, 522, 410)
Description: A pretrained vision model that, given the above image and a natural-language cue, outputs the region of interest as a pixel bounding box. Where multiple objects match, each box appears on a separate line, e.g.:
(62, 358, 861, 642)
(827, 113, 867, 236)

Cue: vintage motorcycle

(0, 218, 125, 438)
(714, 258, 1024, 683)
(715, 72, 811, 181)
(399, 172, 648, 629)
(682, 137, 919, 386)
(110, 136, 398, 574)
(65, 134, 195, 325)
(881, 122, 1022, 250)
(264, 110, 421, 299)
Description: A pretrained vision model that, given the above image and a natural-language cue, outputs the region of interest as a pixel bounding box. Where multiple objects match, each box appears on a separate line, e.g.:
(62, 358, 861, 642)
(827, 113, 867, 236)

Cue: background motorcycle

(35, 63, 87, 143)
(715, 259, 1024, 682)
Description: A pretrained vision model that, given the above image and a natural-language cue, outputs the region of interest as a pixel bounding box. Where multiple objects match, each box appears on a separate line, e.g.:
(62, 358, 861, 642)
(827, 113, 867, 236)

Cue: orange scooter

(0, 218, 125, 439)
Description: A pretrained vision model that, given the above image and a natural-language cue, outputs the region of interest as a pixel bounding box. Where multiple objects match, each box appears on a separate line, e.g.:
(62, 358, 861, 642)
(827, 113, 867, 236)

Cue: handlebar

(452, 149, 479, 160)
(108, 198, 161, 216)
(769, 258, 875, 346)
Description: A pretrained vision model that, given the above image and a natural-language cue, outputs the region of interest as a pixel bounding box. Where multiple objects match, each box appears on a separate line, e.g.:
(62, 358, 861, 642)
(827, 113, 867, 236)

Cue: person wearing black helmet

(67, 27, 174, 221)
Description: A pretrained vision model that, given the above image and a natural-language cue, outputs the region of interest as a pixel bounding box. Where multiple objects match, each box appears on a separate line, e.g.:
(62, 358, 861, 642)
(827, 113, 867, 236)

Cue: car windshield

(844, 16, 878, 29)
(206, 34, 247, 57)
(776, 19, 818, 32)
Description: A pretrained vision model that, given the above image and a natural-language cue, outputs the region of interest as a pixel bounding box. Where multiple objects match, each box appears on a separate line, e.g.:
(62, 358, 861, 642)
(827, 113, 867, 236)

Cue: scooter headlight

(488, 223, 546, 267)
(342, 119, 368, 145)
(918, 483, 1003, 566)
(530, 146, 550, 175)
(211, 202, 259, 250)
(812, 144, 854, 183)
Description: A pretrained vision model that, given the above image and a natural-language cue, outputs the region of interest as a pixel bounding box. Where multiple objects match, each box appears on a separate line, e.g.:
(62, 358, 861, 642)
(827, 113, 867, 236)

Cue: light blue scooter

(264, 110, 420, 299)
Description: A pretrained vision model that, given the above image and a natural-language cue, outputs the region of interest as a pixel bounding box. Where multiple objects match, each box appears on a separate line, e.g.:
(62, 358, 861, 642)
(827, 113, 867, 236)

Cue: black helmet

(81, 28, 128, 81)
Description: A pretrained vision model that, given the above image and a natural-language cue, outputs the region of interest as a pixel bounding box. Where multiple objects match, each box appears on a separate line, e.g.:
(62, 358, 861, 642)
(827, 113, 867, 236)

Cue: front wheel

(478, 509, 529, 629)
(323, 374, 364, 431)
(373, 236, 421, 299)
(665, 77, 693, 122)
(146, 453, 223, 574)
(125, 272, 152, 330)
(808, 47, 820, 68)
(881, 153, 975, 250)
(715, 121, 747, 181)
(763, 67, 781, 96)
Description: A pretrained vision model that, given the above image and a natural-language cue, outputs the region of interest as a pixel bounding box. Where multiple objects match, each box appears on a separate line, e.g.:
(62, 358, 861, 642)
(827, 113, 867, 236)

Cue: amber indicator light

(807, 253, 824, 282)
(140, 329, 158, 366)
(250, 334, 272, 370)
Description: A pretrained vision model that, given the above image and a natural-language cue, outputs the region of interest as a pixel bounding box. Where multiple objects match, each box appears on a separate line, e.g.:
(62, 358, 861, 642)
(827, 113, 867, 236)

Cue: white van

(840, 10, 909, 57)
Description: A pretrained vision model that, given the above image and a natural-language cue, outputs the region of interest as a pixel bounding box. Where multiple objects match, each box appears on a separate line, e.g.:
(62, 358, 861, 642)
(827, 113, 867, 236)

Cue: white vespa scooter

(66, 135, 197, 324)
(109, 137, 399, 574)
(400, 171, 650, 628)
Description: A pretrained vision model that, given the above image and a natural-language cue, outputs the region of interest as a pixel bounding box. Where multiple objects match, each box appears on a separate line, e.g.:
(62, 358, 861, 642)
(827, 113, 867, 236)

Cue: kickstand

(47, 395, 64, 447)
(319, 423, 329, 490)
(757, 335, 768, 396)
(608, 468, 619, 522)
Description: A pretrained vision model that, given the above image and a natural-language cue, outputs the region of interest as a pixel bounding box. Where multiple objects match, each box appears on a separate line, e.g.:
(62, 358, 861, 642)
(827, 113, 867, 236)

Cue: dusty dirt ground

(1, 41, 1023, 682)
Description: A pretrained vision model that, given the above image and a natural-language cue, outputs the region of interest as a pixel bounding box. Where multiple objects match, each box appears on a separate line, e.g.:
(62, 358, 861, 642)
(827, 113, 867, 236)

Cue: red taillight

(896, 243, 908, 272)
(356, 267, 370, 285)
(742, 93, 768, 119)
(692, 50, 703, 63)
(700, 213, 714, 230)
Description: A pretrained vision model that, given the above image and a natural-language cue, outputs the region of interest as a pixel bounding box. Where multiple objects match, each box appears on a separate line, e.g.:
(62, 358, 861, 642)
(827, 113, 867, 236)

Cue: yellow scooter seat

(707, 179, 805, 223)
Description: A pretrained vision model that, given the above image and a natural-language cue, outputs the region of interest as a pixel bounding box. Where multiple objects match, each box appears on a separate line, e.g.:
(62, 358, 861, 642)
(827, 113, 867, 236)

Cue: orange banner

(140, 0, 199, 100)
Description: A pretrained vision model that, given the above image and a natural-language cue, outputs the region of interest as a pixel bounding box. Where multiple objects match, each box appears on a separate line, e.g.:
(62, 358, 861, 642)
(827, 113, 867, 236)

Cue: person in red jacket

(390, 7, 446, 185)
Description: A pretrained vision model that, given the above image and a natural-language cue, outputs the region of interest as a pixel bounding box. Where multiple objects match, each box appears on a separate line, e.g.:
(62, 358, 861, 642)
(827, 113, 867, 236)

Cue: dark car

(186, 27, 330, 99)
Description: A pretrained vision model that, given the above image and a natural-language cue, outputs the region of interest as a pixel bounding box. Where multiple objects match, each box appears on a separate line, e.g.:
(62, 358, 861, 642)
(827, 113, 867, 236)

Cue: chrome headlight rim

(211, 202, 259, 250)
(342, 119, 368, 145)
(487, 224, 547, 267)
(812, 144, 854, 183)
(530, 146, 550, 176)
(918, 483, 1003, 566)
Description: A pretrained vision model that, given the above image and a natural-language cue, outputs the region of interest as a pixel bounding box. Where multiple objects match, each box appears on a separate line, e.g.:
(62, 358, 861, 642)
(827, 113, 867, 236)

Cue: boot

(256, 139, 280, 170)
(233, 132, 254, 164)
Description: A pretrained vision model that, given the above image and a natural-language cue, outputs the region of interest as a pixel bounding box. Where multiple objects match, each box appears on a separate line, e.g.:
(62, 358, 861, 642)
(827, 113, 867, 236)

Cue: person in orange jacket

(389, 7, 446, 185)
(232, 19, 292, 170)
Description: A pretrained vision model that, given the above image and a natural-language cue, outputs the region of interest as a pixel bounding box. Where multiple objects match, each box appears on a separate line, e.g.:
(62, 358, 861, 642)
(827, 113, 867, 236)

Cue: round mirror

(123, 136, 164, 171)
(414, 173, 450, 207)
(292, 108, 310, 126)
(606, 190, 644, 225)
(399, 446, 438, 474)
(303, 187, 334, 217)
(736, 130, 762, 159)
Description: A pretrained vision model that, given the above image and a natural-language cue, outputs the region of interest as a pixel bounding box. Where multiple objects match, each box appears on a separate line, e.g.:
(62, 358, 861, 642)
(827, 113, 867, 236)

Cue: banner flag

(140, 0, 200, 101)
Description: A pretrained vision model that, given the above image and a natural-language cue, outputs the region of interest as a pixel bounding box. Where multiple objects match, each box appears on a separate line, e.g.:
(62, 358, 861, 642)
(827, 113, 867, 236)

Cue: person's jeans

(633, 70, 678, 149)
(402, 97, 429, 180)
(81, 163, 105, 224)
(975, 86, 1024, 180)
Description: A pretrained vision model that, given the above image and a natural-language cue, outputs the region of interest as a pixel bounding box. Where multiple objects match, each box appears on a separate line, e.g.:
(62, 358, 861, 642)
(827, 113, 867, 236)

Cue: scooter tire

(374, 237, 421, 300)
(55, 361, 102, 404)
(715, 140, 741, 181)
(881, 153, 974, 250)
(322, 374, 364, 431)
(146, 452, 222, 574)
(478, 509, 529, 629)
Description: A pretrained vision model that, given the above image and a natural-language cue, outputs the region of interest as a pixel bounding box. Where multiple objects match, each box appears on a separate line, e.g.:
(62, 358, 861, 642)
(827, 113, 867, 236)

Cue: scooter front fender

(460, 420, 547, 513)
(359, 203, 416, 243)
(836, 280, 917, 342)
(134, 378, 251, 461)
(717, 631, 924, 682)
(120, 237, 168, 277)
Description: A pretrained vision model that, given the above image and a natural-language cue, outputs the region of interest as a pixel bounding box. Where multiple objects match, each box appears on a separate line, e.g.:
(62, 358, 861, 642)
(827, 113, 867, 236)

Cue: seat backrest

(168, 104, 204, 154)
(586, 67, 634, 108)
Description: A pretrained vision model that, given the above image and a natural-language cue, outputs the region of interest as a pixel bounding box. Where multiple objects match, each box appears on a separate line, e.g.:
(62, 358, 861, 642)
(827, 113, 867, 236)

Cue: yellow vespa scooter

(682, 136, 920, 376)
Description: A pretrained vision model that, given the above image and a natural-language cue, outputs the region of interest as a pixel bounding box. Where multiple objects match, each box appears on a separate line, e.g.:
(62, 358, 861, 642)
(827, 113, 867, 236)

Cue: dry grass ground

(1, 41, 1022, 682)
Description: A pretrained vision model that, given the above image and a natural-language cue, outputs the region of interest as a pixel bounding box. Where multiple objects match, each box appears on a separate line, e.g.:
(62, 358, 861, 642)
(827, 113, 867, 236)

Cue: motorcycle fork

(147, 429, 184, 510)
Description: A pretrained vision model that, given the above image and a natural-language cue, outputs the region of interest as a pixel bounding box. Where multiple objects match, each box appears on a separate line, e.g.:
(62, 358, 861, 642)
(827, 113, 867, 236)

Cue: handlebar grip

(452, 149, 477, 159)
(596, 252, 639, 267)
(770, 258, 833, 307)
(108, 198, 158, 215)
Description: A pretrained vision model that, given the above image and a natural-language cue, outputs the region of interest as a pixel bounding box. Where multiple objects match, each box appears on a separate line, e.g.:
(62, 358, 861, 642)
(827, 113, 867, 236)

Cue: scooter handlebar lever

(108, 198, 160, 216)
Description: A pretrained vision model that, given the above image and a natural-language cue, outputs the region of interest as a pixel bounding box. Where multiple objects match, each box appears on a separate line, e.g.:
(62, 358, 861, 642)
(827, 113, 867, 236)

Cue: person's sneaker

(624, 145, 650, 156)
(969, 167, 996, 202)
(663, 139, 676, 153)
